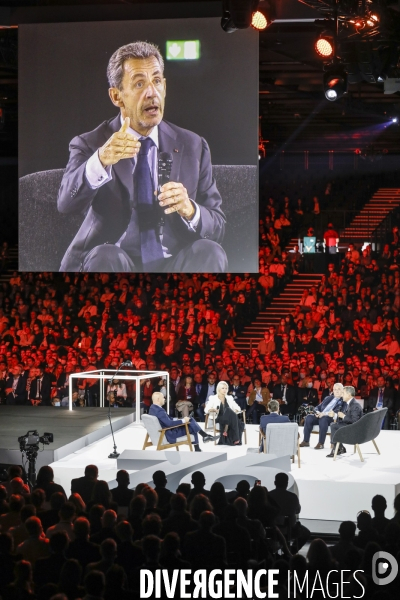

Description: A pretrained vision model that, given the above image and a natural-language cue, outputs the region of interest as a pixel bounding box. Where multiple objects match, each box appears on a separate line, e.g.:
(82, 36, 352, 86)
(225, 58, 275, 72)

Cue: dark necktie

(121, 137, 164, 270)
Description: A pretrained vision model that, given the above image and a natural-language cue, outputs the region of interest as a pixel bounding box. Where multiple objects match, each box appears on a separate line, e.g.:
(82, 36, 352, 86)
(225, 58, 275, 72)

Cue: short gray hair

(343, 385, 355, 398)
(107, 41, 164, 89)
(268, 399, 280, 413)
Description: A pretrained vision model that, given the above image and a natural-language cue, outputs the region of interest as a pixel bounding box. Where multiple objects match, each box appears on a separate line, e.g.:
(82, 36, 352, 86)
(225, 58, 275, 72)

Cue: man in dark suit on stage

(300, 383, 345, 449)
(58, 41, 227, 273)
(259, 399, 290, 452)
(327, 386, 363, 457)
(366, 376, 393, 430)
(149, 391, 216, 451)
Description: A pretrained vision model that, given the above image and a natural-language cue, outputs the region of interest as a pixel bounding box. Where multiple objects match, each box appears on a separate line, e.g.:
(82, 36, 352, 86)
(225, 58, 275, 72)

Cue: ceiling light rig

(251, 10, 268, 30)
(323, 67, 348, 101)
(315, 34, 334, 58)
(221, 0, 273, 33)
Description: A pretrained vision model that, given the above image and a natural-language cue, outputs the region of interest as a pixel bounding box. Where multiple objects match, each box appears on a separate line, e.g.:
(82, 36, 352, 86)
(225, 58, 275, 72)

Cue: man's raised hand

(98, 117, 141, 167)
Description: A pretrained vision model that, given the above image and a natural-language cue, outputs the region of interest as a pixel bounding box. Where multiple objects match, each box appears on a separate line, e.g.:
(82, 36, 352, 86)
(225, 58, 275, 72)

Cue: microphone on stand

(106, 360, 132, 459)
(157, 152, 173, 238)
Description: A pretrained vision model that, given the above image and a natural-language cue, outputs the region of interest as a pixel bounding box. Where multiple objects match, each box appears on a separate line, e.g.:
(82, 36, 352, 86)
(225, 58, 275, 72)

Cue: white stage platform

(49, 422, 400, 524)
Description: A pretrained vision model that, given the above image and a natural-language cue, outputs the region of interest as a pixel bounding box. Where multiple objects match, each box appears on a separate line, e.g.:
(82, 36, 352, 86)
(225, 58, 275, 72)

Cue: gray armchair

(331, 408, 388, 462)
(19, 165, 257, 272)
(261, 422, 300, 467)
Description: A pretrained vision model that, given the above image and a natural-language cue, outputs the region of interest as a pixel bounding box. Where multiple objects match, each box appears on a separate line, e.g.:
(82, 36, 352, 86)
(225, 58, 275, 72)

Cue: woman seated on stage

(205, 381, 244, 445)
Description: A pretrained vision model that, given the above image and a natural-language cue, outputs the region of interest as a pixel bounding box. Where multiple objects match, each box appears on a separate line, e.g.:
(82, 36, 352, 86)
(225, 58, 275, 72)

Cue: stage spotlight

(315, 35, 334, 58)
(251, 10, 268, 30)
(392, 117, 398, 123)
(323, 67, 347, 101)
(221, 0, 259, 33)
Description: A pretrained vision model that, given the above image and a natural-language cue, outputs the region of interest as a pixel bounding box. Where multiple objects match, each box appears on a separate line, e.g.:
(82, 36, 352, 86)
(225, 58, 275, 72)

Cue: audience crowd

(0, 463, 399, 599)
(2, 230, 400, 426)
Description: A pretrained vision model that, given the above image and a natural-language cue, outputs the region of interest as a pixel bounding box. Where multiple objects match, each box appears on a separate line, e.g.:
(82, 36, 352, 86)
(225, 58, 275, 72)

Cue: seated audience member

(213, 503, 252, 568)
(83, 570, 106, 600)
(0, 494, 25, 533)
(45, 501, 76, 540)
(247, 378, 270, 424)
(16, 516, 50, 565)
(228, 375, 249, 410)
(33, 530, 69, 588)
(85, 538, 118, 576)
(195, 373, 218, 421)
(152, 471, 172, 515)
(66, 517, 101, 570)
(187, 471, 210, 504)
(366, 375, 394, 429)
(226, 480, 251, 503)
(259, 399, 290, 452)
(233, 497, 266, 558)
(149, 391, 217, 452)
(247, 485, 280, 528)
(273, 374, 298, 416)
(71, 465, 99, 505)
(326, 386, 363, 457)
(297, 377, 319, 408)
(370, 494, 390, 536)
(39, 492, 66, 532)
(58, 559, 85, 600)
(175, 375, 195, 418)
(90, 509, 119, 545)
(205, 380, 244, 445)
(329, 521, 363, 568)
(160, 532, 191, 570)
(34, 465, 67, 502)
(354, 511, 380, 549)
(183, 511, 227, 569)
(111, 470, 134, 509)
(268, 472, 310, 552)
(8, 504, 36, 549)
(115, 520, 144, 577)
(300, 382, 344, 449)
(4, 560, 35, 600)
(0, 532, 16, 592)
(88, 481, 118, 512)
(161, 493, 198, 541)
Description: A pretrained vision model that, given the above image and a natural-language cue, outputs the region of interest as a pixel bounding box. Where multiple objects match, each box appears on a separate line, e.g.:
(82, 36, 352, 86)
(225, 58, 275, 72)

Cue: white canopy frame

(68, 369, 169, 423)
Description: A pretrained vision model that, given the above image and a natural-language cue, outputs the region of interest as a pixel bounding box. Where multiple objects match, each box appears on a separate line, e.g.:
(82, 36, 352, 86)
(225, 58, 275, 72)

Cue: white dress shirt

(85, 118, 200, 257)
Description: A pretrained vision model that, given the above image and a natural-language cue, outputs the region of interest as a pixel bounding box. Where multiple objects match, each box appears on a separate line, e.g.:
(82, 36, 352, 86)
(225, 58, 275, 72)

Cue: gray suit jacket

(58, 116, 226, 271)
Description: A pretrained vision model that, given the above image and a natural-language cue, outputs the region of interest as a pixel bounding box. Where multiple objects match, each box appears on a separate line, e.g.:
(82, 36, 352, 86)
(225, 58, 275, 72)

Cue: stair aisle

(234, 273, 324, 354)
(340, 188, 400, 242)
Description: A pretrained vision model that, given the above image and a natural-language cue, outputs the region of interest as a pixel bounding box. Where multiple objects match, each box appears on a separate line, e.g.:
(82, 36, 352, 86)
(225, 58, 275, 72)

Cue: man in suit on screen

(58, 41, 226, 273)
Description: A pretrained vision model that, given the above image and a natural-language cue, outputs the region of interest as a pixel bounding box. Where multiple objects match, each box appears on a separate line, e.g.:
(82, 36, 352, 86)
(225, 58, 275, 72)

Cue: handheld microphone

(157, 152, 173, 237)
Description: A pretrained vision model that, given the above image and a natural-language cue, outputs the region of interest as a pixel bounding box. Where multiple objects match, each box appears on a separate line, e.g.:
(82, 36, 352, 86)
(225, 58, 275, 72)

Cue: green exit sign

(166, 40, 200, 60)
